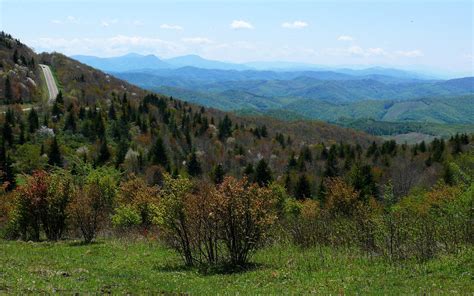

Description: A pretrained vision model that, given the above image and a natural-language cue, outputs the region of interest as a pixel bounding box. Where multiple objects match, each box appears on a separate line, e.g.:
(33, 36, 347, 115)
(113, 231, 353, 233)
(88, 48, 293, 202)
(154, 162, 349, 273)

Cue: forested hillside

(1, 32, 473, 294)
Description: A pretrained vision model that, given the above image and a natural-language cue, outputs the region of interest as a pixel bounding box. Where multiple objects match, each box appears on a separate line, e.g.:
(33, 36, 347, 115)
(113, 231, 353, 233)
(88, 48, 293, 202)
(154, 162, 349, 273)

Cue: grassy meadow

(1, 239, 472, 294)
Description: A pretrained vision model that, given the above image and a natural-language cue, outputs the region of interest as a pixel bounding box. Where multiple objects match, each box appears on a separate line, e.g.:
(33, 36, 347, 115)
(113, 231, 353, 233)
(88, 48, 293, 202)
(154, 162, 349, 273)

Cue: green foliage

(48, 137, 62, 167)
(255, 159, 272, 187)
(111, 205, 141, 228)
(7, 170, 73, 241)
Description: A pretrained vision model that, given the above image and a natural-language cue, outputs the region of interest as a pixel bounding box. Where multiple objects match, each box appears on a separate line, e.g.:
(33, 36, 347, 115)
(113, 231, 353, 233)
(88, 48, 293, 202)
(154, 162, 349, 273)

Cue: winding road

(40, 64, 59, 104)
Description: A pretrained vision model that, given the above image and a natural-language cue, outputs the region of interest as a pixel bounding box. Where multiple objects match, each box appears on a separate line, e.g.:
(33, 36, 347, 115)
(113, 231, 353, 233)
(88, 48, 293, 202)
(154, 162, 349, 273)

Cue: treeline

(1, 153, 472, 268)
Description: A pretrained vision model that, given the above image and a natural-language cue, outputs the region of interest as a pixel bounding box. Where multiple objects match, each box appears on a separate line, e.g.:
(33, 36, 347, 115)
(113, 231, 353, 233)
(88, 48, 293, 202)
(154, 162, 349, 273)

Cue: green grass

(0, 239, 472, 294)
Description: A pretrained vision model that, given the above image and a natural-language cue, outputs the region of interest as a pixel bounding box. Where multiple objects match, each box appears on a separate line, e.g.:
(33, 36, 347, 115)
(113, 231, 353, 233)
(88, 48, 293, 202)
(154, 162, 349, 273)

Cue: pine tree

(324, 147, 338, 177)
(287, 152, 298, 170)
(218, 115, 233, 140)
(211, 163, 225, 184)
(115, 140, 128, 167)
(97, 138, 110, 165)
(63, 111, 77, 132)
(187, 151, 202, 177)
(48, 137, 62, 167)
(419, 140, 427, 152)
(255, 159, 272, 187)
(28, 108, 39, 133)
(2, 122, 13, 146)
(244, 163, 254, 181)
(317, 179, 327, 204)
(18, 122, 25, 144)
(150, 136, 169, 168)
(4, 76, 12, 104)
(0, 143, 15, 191)
(442, 163, 455, 186)
(295, 174, 312, 200)
(350, 163, 376, 200)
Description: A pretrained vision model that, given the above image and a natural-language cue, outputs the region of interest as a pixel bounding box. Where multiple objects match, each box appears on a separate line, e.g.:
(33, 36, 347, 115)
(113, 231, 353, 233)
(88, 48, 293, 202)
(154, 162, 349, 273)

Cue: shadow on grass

(154, 261, 265, 276)
(68, 241, 104, 247)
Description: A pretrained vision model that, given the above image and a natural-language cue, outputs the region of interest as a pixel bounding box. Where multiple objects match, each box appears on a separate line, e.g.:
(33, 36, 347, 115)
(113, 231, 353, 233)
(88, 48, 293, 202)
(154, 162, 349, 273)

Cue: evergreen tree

(244, 163, 254, 181)
(350, 163, 377, 200)
(255, 159, 272, 187)
(211, 163, 225, 184)
(150, 136, 169, 168)
(187, 151, 202, 177)
(63, 111, 77, 132)
(295, 174, 312, 200)
(18, 122, 25, 144)
(324, 147, 338, 177)
(48, 137, 62, 167)
(2, 122, 13, 146)
(317, 179, 327, 204)
(442, 163, 455, 186)
(0, 143, 15, 191)
(4, 76, 12, 104)
(218, 115, 233, 140)
(419, 140, 427, 152)
(28, 108, 39, 133)
(115, 140, 128, 167)
(287, 152, 298, 170)
(12, 49, 19, 63)
(97, 138, 110, 165)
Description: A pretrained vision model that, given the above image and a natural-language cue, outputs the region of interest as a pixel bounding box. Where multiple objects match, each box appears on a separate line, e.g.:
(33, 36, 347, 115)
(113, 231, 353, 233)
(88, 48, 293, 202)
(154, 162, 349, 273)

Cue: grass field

(0, 239, 472, 294)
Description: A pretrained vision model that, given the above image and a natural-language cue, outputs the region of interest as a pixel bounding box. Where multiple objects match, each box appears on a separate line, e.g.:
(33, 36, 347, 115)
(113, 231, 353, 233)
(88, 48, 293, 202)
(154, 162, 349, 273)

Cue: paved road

(40, 64, 59, 104)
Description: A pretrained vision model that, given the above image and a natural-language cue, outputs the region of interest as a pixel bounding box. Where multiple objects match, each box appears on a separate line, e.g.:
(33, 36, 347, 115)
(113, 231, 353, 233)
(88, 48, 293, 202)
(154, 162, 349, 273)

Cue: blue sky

(1, 0, 473, 75)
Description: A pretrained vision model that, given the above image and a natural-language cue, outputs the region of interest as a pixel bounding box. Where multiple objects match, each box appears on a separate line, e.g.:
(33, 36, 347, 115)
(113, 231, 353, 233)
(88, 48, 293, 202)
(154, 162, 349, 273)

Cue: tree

(69, 167, 119, 243)
(48, 137, 62, 167)
(211, 163, 225, 184)
(0, 144, 15, 191)
(295, 174, 312, 200)
(350, 163, 376, 200)
(97, 138, 110, 165)
(187, 151, 202, 177)
(255, 159, 272, 187)
(2, 122, 13, 146)
(4, 76, 12, 104)
(28, 109, 39, 133)
(324, 147, 338, 177)
(149, 136, 169, 170)
(63, 111, 77, 132)
(218, 115, 233, 140)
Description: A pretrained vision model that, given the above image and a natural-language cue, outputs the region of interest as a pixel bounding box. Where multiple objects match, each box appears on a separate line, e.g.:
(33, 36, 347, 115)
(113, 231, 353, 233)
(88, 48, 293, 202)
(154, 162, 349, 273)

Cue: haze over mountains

(72, 53, 474, 139)
(72, 53, 432, 78)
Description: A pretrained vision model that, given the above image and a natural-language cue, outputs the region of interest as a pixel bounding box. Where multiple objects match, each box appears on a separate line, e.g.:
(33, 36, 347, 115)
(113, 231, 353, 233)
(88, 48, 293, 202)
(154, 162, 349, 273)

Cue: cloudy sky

(1, 0, 472, 75)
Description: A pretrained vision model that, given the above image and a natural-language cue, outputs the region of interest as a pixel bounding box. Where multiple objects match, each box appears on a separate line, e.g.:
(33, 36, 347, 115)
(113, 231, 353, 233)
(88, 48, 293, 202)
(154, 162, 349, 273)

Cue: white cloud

(160, 24, 183, 30)
(66, 16, 79, 24)
(281, 21, 308, 29)
(394, 50, 423, 58)
(325, 45, 422, 59)
(367, 47, 387, 56)
(100, 19, 118, 27)
(230, 20, 254, 30)
(181, 37, 213, 44)
(51, 16, 79, 25)
(29, 35, 185, 57)
(338, 35, 354, 41)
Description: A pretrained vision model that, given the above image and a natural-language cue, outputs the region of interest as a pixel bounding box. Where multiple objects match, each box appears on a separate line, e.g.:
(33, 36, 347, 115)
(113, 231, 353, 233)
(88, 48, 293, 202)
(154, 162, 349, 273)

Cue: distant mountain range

(71, 53, 474, 130)
(72, 53, 433, 78)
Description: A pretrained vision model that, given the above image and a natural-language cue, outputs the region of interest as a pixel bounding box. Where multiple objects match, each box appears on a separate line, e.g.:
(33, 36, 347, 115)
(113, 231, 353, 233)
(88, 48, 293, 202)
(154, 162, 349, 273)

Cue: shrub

(6, 170, 72, 241)
(157, 175, 277, 267)
(112, 176, 160, 230)
(156, 173, 194, 265)
(68, 167, 119, 243)
(213, 177, 277, 266)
